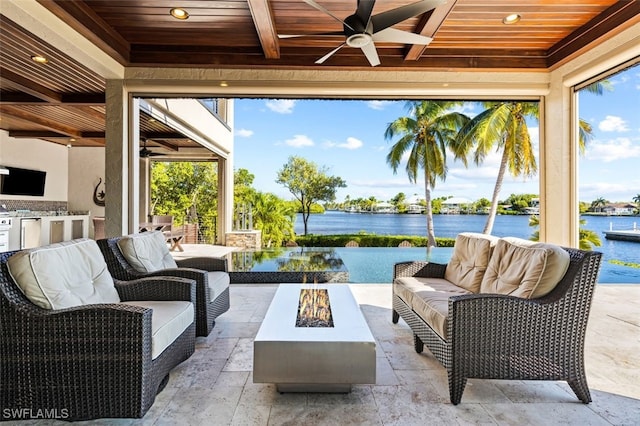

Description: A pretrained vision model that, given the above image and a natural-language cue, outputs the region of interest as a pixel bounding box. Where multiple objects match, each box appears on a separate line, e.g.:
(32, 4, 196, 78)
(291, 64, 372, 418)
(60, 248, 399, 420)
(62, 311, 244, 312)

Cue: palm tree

(578, 80, 613, 154)
(454, 102, 538, 234)
(385, 101, 469, 247)
(590, 197, 607, 213)
(529, 215, 601, 250)
(250, 192, 296, 248)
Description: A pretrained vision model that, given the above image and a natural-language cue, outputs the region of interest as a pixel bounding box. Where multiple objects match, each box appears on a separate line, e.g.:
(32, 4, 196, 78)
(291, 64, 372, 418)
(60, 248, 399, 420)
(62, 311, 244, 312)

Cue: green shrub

(294, 233, 455, 247)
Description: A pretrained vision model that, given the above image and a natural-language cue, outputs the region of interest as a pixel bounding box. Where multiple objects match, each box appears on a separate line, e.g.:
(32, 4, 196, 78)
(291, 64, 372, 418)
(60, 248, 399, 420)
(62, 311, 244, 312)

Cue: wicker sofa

(98, 231, 230, 337)
(0, 239, 196, 420)
(392, 233, 603, 405)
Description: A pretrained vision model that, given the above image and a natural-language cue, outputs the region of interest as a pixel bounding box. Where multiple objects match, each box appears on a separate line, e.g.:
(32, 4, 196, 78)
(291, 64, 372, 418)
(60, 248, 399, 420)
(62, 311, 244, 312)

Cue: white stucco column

(540, 72, 578, 247)
(105, 81, 139, 236)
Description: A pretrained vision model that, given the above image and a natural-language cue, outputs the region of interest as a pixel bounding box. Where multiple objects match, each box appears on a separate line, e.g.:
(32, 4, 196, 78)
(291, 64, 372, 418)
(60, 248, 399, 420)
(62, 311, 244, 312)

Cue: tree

(276, 156, 346, 235)
(250, 192, 296, 247)
(151, 162, 218, 224)
(578, 80, 613, 154)
(529, 215, 601, 250)
(455, 102, 538, 235)
(633, 194, 640, 206)
(590, 197, 607, 213)
(385, 101, 469, 247)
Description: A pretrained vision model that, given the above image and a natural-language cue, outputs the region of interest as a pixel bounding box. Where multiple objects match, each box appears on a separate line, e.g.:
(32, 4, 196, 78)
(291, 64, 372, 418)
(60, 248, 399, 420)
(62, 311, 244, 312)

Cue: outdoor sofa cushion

(480, 237, 570, 298)
(444, 232, 500, 293)
(7, 237, 195, 360)
(393, 276, 471, 339)
(7, 238, 120, 309)
(208, 271, 230, 302)
(117, 231, 178, 273)
(121, 300, 194, 359)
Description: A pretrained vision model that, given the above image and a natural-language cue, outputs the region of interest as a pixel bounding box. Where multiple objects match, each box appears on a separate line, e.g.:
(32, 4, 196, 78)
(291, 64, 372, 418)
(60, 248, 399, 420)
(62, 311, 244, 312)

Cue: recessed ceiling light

(69, 138, 76, 142)
(170, 8, 189, 20)
(31, 55, 49, 64)
(148, 117, 156, 123)
(502, 14, 521, 24)
(220, 81, 229, 87)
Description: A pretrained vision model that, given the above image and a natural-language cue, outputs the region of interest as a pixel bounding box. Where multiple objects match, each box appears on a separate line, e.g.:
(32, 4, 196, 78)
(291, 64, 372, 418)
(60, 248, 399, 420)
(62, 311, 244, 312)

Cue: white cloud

(266, 99, 296, 114)
(579, 182, 639, 201)
(235, 128, 253, 137)
(450, 166, 501, 180)
(450, 103, 478, 116)
(598, 115, 629, 132)
(585, 137, 640, 162)
(367, 101, 392, 110)
(350, 178, 419, 189)
(284, 134, 314, 148)
(335, 137, 363, 150)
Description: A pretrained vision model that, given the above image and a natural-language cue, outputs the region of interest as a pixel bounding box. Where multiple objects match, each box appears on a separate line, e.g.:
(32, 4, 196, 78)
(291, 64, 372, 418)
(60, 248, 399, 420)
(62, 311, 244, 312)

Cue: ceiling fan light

(170, 8, 189, 20)
(502, 14, 521, 24)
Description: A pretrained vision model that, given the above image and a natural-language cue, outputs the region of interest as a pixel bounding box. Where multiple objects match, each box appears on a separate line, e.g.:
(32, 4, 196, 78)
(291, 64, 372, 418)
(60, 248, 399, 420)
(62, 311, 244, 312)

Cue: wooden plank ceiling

(1, 0, 639, 150)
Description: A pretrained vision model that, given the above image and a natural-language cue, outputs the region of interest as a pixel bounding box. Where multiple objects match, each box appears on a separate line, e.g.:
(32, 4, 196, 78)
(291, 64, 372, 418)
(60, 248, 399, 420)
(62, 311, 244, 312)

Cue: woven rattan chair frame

(97, 237, 229, 337)
(0, 250, 196, 421)
(392, 247, 602, 405)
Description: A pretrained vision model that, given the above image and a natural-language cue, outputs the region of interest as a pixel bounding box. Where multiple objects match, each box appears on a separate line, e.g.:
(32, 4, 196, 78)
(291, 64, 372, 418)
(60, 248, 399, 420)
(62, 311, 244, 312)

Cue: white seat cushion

(394, 276, 471, 339)
(121, 301, 193, 359)
(207, 271, 230, 302)
(117, 231, 178, 273)
(7, 239, 120, 310)
(480, 238, 570, 299)
(444, 232, 500, 293)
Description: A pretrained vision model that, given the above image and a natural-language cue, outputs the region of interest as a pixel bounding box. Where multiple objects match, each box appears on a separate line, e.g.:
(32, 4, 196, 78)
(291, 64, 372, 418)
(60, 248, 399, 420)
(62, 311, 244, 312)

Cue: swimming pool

(229, 247, 637, 284)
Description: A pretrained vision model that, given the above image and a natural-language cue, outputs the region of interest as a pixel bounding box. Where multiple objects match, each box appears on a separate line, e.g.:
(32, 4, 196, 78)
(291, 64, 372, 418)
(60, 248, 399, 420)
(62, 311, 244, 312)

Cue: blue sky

(233, 65, 639, 204)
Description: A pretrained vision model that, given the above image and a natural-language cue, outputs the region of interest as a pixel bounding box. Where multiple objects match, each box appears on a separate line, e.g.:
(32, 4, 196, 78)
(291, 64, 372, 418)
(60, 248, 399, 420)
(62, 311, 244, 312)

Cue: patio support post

(540, 73, 577, 247)
(105, 80, 140, 237)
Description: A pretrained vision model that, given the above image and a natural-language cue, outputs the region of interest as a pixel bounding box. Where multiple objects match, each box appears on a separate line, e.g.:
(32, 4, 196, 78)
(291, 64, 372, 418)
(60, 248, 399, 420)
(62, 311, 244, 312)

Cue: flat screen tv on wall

(0, 166, 47, 196)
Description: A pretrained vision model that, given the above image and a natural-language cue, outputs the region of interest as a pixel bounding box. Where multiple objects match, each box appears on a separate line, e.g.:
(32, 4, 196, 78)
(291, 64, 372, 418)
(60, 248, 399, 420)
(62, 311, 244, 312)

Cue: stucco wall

(68, 147, 106, 236)
(0, 130, 68, 201)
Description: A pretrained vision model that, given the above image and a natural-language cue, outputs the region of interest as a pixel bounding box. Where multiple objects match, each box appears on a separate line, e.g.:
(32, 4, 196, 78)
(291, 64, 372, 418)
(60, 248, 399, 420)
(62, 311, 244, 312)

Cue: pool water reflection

(229, 246, 630, 283)
(227, 247, 349, 283)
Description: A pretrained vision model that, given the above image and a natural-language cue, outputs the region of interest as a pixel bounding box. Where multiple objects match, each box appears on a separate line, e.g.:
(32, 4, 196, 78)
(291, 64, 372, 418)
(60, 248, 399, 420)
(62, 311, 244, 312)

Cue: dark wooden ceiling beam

(0, 106, 82, 138)
(247, 0, 280, 59)
(0, 92, 105, 105)
(8, 130, 104, 139)
(36, 0, 130, 65)
(405, 0, 458, 61)
(546, 0, 640, 67)
(0, 68, 62, 103)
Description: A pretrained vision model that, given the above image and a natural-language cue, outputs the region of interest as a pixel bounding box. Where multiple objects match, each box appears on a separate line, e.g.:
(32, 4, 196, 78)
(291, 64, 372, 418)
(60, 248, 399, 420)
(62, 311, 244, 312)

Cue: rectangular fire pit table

(253, 284, 376, 393)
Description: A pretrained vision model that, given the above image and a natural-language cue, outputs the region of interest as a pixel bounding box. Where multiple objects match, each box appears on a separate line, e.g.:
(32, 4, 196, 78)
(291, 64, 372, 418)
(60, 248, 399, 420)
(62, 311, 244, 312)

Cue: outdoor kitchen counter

(7, 214, 89, 251)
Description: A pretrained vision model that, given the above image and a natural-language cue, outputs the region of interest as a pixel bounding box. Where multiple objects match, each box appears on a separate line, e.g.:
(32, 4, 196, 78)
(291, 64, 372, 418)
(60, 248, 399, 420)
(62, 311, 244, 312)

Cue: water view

(291, 211, 640, 284)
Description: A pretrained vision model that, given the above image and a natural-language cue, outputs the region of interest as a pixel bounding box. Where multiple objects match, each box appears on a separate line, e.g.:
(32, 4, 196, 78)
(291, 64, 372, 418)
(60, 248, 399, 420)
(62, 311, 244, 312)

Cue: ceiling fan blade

(355, 0, 376, 27)
(278, 32, 344, 39)
(372, 27, 433, 45)
(371, 0, 445, 33)
(315, 43, 346, 64)
(360, 42, 380, 67)
(303, 0, 355, 32)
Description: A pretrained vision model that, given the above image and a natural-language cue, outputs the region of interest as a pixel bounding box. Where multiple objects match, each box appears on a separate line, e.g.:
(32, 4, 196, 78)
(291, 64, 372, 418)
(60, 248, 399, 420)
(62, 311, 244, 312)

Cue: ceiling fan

(279, 0, 445, 67)
(139, 138, 167, 158)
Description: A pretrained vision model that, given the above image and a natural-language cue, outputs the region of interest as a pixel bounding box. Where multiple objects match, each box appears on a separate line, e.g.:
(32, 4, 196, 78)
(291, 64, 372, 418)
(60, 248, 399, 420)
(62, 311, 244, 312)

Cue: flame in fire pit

(296, 288, 334, 327)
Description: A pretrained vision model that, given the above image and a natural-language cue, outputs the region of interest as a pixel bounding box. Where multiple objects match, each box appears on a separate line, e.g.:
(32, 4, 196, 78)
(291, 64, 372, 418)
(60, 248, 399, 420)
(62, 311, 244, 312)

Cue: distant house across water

(602, 203, 636, 216)
(441, 197, 473, 214)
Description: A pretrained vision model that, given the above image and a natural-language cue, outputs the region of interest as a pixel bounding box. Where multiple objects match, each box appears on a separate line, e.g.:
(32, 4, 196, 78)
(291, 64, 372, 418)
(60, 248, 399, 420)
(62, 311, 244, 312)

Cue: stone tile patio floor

(13, 283, 640, 425)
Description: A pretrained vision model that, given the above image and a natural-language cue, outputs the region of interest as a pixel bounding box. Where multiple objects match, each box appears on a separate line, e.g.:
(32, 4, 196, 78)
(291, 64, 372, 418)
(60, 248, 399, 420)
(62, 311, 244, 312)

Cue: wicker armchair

(98, 235, 230, 337)
(392, 247, 602, 405)
(0, 249, 196, 421)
